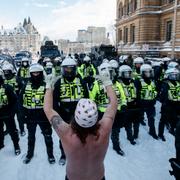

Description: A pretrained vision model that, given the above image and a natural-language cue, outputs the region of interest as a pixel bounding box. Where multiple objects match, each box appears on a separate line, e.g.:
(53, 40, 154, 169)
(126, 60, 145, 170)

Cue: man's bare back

(57, 120, 110, 180)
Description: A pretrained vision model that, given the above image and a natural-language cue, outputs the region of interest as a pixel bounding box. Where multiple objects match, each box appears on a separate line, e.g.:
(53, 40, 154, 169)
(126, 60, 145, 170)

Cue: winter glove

(98, 66, 112, 87)
(45, 74, 59, 90)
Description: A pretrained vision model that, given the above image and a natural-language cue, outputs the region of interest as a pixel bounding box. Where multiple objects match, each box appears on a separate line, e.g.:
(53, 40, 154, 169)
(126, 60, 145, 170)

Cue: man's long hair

(71, 117, 100, 145)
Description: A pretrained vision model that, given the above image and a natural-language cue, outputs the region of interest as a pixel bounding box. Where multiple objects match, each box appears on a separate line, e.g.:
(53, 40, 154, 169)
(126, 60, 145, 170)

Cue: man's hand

(45, 75, 59, 90)
(98, 65, 112, 87)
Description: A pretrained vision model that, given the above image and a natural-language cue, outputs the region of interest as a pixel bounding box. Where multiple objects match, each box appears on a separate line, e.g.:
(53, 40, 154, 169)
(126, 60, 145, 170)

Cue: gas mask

(22, 61, 29, 68)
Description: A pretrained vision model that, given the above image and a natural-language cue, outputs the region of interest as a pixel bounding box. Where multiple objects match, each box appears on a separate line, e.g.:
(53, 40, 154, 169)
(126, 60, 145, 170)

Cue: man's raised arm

(98, 63, 118, 129)
(102, 85, 117, 125)
(44, 75, 69, 136)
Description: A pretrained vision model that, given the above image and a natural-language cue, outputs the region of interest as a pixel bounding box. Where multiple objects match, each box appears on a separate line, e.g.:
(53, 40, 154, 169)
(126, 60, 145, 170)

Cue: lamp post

(171, 0, 178, 59)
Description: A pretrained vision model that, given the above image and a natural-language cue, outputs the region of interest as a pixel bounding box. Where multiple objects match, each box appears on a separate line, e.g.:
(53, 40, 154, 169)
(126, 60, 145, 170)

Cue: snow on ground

(0, 102, 175, 180)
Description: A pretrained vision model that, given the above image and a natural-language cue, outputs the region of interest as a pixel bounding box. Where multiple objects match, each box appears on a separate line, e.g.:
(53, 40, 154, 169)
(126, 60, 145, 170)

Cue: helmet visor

(62, 66, 76, 78)
(144, 70, 153, 78)
(123, 71, 132, 79)
(169, 73, 179, 81)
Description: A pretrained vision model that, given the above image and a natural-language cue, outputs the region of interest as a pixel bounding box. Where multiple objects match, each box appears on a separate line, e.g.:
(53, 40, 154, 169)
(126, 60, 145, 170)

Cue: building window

(169, 0, 175, 3)
(134, 0, 137, 11)
(124, 27, 128, 44)
(127, 3, 130, 14)
(130, 25, 135, 43)
(166, 20, 172, 41)
(118, 29, 122, 42)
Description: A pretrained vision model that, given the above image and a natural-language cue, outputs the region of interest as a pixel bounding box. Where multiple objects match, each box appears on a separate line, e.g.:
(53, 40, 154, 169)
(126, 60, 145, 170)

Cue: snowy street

(0, 102, 175, 180)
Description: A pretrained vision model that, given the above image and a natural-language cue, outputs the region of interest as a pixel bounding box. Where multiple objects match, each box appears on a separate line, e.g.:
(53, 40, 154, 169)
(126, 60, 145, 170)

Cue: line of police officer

(0, 55, 179, 170)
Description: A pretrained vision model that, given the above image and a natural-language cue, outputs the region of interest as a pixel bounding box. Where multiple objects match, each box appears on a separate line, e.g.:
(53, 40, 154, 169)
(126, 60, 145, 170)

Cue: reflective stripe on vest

(60, 77, 84, 102)
(168, 81, 180, 101)
(140, 79, 157, 100)
(23, 83, 45, 109)
(121, 82, 137, 102)
(0, 87, 8, 106)
(20, 68, 29, 78)
(93, 80, 126, 112)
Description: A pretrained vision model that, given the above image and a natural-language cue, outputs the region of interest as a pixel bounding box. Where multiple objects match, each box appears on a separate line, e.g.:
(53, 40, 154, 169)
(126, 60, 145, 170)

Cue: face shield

(135, 63, 143, 69)
(143, 70, 153, 78)
(168, 72, 180, 81)
(122, 71, 132, 79)
(3, 70, 14, 80)
(30, 71, 44, 85)
(62, 66, 77, 80)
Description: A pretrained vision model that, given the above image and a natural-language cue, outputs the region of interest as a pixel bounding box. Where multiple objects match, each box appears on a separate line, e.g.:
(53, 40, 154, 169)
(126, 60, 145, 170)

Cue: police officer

(133, 57, 144, 80)
(2, 63, 25, 136)
(90, 62, 127, 156)
(158, 68, 180, 140)
(119, 65, 140, 144)
(44, 62, 56, 76)
(136, 64, 158, 139)
(53, 57, 89, 165)
(162, 57, 171, 71)
(152, 62, 164, 98)
(78, 55, 96, 90)
(0, 69, 20, 155)
(54, 57, 62, 76)
(20, 63, 55, 164)
(17, 57, 30, 84)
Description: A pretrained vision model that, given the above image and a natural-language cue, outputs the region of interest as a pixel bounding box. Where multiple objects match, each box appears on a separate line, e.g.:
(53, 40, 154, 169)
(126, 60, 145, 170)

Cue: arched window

(118, 2, 123, 19)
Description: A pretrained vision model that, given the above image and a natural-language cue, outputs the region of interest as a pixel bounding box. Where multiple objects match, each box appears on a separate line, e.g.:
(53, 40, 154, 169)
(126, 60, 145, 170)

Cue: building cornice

(115, 4, 180, 27)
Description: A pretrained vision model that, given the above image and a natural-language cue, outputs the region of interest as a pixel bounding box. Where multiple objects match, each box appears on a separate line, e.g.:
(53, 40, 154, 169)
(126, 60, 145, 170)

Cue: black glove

(121, 105, 127, 112)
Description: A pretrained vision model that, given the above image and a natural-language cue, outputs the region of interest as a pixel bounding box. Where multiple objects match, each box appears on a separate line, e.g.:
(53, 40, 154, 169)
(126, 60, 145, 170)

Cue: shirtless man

(44, 65, 117, 180)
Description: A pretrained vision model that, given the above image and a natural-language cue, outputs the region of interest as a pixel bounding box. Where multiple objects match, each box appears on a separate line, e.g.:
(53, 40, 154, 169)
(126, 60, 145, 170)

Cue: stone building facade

(116, 0, 180, 58)
(0, 17, 41, 54)
(77, 26, 110, 45)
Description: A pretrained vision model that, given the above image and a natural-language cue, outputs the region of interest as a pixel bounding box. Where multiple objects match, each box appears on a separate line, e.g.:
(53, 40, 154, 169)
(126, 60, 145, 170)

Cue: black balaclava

(30, 72, 44, 87)
(4, 70, 14, 80)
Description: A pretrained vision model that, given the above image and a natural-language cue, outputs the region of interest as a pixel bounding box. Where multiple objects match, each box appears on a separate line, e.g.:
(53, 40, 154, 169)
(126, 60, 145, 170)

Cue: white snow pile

(0, 102, 175, 180)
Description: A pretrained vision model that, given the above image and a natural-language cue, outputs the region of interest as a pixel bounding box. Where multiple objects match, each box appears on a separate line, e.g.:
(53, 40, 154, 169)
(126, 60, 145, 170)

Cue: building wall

(116, 0, 180, 58)
(77, 26, 109, 45)
(0, 18, 41, 54)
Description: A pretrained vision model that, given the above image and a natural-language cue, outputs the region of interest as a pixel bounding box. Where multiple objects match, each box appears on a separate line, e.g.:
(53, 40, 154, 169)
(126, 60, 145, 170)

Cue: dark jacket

(0, 84, 17, 119)
(53, 75, 89, 122)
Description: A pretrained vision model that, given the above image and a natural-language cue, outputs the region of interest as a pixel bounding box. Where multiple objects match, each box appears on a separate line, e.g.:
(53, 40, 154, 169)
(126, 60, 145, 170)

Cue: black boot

(23, 139, 35, 164)
(20, 131, 26, 137)
(149, 131, 158, 140)
(111, 128, 124, 156)
(59, 140, 66, 165)
(113, 147, 125, 156)
(44, 134, 55, 164)
(13, 142, 21, 156)
(48, 154, 55, 164)
(130, 140, 136, 145)
(23, 154, 33, 164)
(140, 120, 146, 126)
(59, 155, 66, 165)
(158, 135, 166, 142)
